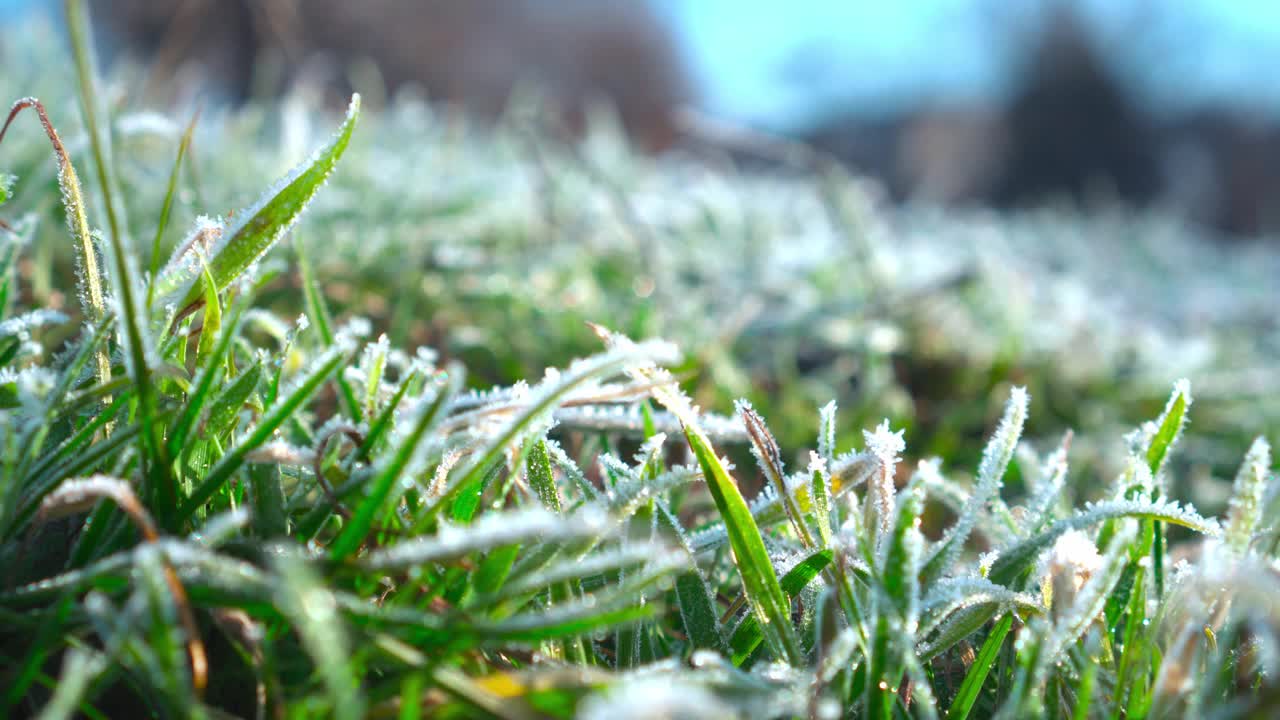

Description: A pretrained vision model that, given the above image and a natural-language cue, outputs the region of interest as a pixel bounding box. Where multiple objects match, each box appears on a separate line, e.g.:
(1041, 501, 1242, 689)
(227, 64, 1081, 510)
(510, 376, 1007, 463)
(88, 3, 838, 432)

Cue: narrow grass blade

(273, 553, 365, 720)
(299, 240, 361, 421)
(1223, 437, 1272, 554)
(729, 548, 833, 665)
(167, 300, 244, 456)
(154, 94, 362, 313)
(924, 387, 1028, 586)
(684, 423, 804, 665)
(988, 499, 1218, 588)
(330, 368, 460, 560)
(33, 648, 106, 720)
(655, 502, 726, 653)
(147, 109, 198, 308)
(65, 0, 127, 247)
(526, 439, 562, 513)
(0, 99, 109, 384)
(739, 400, 814, 547)
(947, 613, 1013, 720)
(179, 343, 349, 520)
(1145, 379, 1191, 479)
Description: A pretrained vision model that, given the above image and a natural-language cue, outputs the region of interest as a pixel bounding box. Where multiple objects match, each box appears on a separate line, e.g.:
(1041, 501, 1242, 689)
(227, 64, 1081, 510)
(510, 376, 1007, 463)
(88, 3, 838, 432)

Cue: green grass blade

(299, 240, 361, 421)
(154, 94, 362, 312)
(1145, 380, 1191, 479)
(179, 343, 349, 520)
(273, 552, 365, 720)
(655, 502, 726, 653)
(64, 0, 126, 249)
(167, 301, 245, 457)
(947, 613, 1013, 720)
(729, 547, 833, 665)
(988, 499, 1219, 588)
(147, 109, 198, 308)
(685, 422, 803, 665)
(923, 387, 1028, 586)
(329, 368, 460, 560)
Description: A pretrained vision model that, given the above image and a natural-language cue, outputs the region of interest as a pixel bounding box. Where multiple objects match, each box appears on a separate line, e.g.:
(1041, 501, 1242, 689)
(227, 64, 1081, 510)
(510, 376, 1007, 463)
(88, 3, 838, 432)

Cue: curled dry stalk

(0, 98, 110, 384)
(34, 476, 209, 696)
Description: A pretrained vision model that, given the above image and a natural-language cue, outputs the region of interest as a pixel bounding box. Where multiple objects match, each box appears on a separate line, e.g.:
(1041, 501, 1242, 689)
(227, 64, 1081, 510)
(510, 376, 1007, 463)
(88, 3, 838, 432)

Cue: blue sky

(657, 0, 1280, 130)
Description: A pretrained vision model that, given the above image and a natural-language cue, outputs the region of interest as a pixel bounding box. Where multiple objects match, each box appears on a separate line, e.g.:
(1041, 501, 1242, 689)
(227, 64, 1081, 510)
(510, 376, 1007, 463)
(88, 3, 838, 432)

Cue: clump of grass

(1, 4, 1278, 718)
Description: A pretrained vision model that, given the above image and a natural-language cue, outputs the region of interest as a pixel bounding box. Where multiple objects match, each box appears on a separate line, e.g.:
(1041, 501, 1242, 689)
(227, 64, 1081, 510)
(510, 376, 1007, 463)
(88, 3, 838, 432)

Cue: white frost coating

(160, 215, 224, 286)
(863, 419, 905, 539)
(0, 308, 69, 337)
(1025, 438, 1070, 528)
(1045, 530, 1103, 617)
(155, 95, 361, 307)
(930, 387, 1028, 574)
(245, 441, 316, 466)
(816, 400, 839, 463)
(577, 676, 730, 720)
(499, 544, 665, 597)
(607, 467, 700, 517)
(36, 475, 142, 522)
(920, 577, 1042, 638)
(0, 366, 56, 413)
(361, 507, 604, 569)
(1041, 526, 1135, 671)
(1224, 437, 1273, 554)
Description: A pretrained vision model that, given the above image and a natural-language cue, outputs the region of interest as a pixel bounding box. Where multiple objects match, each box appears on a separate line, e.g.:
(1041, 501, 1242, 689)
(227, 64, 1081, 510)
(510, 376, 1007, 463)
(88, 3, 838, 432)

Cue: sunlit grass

(1, 3, 1278, 717)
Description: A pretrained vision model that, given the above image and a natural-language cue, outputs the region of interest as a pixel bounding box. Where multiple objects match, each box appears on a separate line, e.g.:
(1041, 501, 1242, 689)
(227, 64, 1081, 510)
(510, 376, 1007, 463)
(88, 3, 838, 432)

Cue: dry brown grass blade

(35, 476, 210, 695)
(0, 97, 110, 384)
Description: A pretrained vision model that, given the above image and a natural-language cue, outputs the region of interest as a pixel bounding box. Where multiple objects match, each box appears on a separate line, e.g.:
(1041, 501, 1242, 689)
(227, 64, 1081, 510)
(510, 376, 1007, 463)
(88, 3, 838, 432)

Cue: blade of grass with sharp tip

(524, 437, 588, 661)
(987, 499, 1218, 588)
(868, 484, 926, 720)
(923, 388, 1027, 587)
(330, 368, 461, 560)
(147, 109, 198, 309)
(685, 423, 803, 665)
(153, 95, 362, 315)
(947, 612, 1013, 720)
(655, 502, 726, 654)
(0, 99, 109, 385)
(1144, 380, 1190, 600)
(65, 0, 126, 247)
(66, 0, 174, 525)
(300, 240, 361, 421)
(739, 401, 815, 548)
(194, 256, 221, 363)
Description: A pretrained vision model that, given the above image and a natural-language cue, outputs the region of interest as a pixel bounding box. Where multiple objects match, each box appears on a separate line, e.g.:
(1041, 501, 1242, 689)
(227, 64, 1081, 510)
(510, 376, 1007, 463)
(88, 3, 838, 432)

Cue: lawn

(1, 5, 1278, 718)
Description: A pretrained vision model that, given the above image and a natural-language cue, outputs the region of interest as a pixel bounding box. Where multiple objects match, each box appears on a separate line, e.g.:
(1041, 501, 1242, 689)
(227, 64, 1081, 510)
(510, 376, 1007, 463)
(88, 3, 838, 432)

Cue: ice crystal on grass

(1224, 437, 1273, 554)
(863, 419, 905, 539)
(362, 508, 606, 570)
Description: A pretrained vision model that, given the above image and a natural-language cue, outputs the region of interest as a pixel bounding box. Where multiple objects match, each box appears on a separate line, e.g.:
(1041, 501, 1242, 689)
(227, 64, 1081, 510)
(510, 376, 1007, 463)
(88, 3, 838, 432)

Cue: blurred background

(3, 0, 1280, 237)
